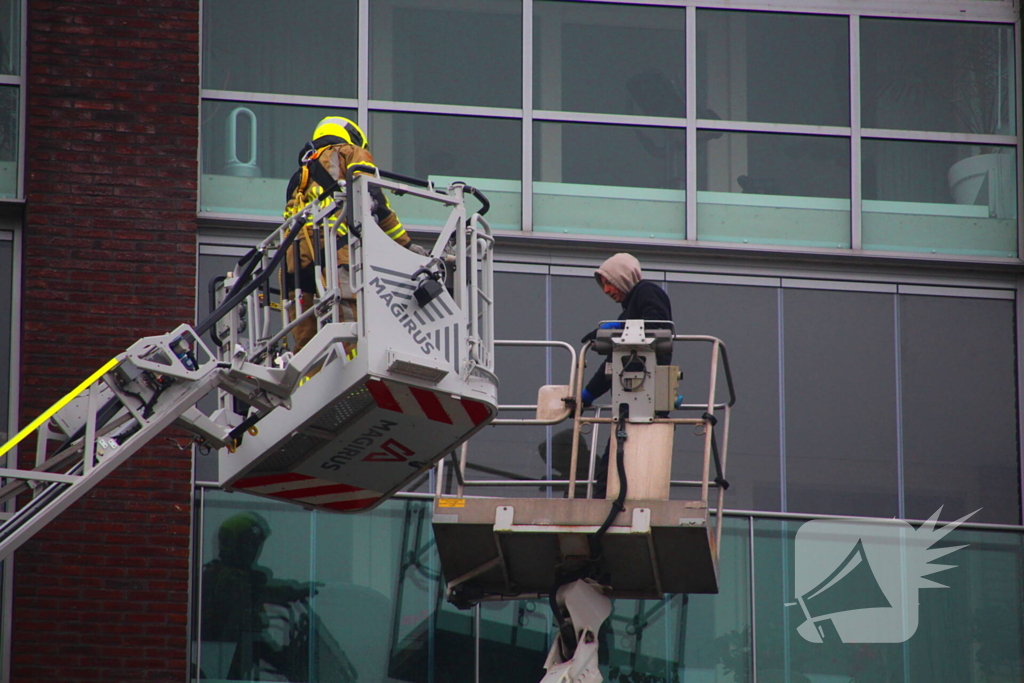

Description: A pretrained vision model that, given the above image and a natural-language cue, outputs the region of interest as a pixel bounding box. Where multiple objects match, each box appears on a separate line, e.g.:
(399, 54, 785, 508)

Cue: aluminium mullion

(850, 15, 862, 251)
(575, 0, 1016, 23)
(749, 515, 757, 683)
(366, 99, 522, 119)
(358, 0, 369, 131)
(522, 0, 533, 233)
(533, 108, 688, 129)
(1016, 14, 1023, 264)
(15, 0, 25, 204)
(201, 89, 360, 110)
(686, 5, 697, 242)
(861, 127, 1016, 146)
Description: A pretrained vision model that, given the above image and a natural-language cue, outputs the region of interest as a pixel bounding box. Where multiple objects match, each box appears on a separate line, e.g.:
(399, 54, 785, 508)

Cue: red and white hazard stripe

(364, 378, 493, 428)
(232, 472, 382, 512)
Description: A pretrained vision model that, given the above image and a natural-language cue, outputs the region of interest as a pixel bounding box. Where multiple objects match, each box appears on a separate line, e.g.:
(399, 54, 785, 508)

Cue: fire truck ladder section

(0, 173, 499, 560)
(432, 326, 736, 606)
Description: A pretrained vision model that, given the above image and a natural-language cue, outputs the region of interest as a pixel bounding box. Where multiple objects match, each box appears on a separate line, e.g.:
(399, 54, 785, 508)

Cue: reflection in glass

(199, 497, 339, 681)
(0, 0, 19, 76)
(698, 10, 849, 127)
(0, 86, 16, 198)
(697, 131, 850, 247)
(203, 0, 357, 97)
(534, 121, 685, 239)
(534, 1, 685, 117)
(756, 519, 1023, 683)
(200, 102, 355, 215)
(370, 0, 521, 109)
(755, 518, 906, 682)
(370, 111, 521, 231)
(863, 139, 1017, 256)
(862, 19, 1017, 135)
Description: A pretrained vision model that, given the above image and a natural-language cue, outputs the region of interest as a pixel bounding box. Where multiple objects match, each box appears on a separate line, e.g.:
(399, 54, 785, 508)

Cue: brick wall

(14, 1, 199, 680)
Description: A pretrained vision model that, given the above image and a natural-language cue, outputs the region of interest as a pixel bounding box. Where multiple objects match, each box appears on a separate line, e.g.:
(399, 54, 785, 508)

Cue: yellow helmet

(312, 116, 368, 149)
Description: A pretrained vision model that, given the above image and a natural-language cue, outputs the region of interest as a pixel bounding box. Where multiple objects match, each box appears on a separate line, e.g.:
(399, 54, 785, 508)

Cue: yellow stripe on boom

(0, 357, 122, 459)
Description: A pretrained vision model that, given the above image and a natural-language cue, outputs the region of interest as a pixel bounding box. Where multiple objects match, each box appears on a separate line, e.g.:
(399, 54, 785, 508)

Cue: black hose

(206, 275, 227, 349)
(195, 219, 302, 337)
(702, 412, 730, 490)
(590, 404, 630, 560)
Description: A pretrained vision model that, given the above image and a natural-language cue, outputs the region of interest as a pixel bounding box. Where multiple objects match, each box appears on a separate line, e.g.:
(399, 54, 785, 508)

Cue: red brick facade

(14, 1, 200, 679)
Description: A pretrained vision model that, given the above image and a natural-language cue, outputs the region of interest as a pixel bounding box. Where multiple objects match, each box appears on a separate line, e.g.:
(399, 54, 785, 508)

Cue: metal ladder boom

(0, 326, 228, 560)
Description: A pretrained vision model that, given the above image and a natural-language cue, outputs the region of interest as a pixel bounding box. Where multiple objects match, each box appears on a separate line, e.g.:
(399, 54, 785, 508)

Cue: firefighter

(282, 116, 415, 352)
(579, 253, 674, 496)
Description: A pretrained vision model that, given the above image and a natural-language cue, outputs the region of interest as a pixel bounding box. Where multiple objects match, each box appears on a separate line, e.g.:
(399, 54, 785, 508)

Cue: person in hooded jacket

(578, 253, 673, 496)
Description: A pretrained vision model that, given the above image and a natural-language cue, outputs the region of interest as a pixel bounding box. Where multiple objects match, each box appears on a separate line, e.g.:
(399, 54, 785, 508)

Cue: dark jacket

(584, 280, 673, 400)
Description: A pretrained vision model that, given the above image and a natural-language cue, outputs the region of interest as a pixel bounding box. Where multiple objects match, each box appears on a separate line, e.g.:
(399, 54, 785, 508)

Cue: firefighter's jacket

(283, 141, 409, 277)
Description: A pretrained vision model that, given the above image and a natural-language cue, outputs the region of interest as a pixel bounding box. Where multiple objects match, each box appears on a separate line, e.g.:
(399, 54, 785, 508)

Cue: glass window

(370, 0, 521, 109)
(0, 86, 17, 199)
(909, 529, 1023, 682)
(668, 282, 781, 512)
(200, 101, 356, 216)
(863, 140, 1017, 257)
(0, 0, 19, 76)
(862, 19, 1017, 136)
(0, 233, 10, 448)
(534, 1, 685, 117)
(697, 132, 850, 247)
(534, 121, 685, 239)
(783, 288, 899, 517)
(197, 492, 316, 680)
(476, 516, 752, 682)
(755, 519, 1024, 683)
(900, 294, 1019, 525)
(202, 0, 357, 98)
(370, 111, 521, 231)
(755, 519, 871, 680)
(698, 10, 849, 127)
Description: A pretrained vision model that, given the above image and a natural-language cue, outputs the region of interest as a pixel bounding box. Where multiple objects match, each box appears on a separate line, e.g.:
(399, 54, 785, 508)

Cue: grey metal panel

(668, 281, 782, 511)
(900, 294, 1019, 524)
(464, 271, 548, 495)
(493, 261, 547, 274)
(898, 284, 1015, 300)
(781, 278, 897, 293)
(783, 288, 900, 517)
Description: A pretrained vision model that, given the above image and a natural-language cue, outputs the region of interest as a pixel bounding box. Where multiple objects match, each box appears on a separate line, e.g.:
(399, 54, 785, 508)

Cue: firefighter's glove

(408, 243, 429, 256)
(580, 388, 595, 408)
(580, 329, 598, 344)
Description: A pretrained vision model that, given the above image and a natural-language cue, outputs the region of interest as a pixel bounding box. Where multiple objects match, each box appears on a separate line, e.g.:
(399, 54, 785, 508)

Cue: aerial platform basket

(433, 496, 718, 603)
(431, 331, 736, 605)
(215, 176, 499, 512)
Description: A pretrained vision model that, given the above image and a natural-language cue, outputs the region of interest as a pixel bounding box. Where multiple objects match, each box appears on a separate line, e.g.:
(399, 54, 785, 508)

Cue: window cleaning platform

(433, 496, 718, 605)
(431, 331, 736, 607)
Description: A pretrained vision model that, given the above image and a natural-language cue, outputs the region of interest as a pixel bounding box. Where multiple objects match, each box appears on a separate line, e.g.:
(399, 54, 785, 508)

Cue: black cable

(195, 219, 301, 337)
(702, 412, 730, 490)
(206, 275, 227, 349)
(548, 404, 631, 663)
(590, 403, 630, 560)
